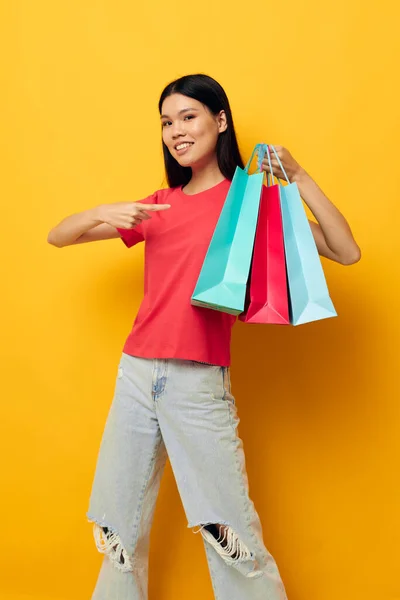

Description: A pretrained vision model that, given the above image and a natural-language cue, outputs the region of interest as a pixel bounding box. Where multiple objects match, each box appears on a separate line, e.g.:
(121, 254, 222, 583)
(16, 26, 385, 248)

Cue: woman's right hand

(97, 201, 171, 229)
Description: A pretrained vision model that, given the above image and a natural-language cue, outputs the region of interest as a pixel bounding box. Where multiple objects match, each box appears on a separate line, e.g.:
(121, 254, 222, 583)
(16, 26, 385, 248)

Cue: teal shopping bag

(191, 144, 267, 315)
(261, 144, 337, 325)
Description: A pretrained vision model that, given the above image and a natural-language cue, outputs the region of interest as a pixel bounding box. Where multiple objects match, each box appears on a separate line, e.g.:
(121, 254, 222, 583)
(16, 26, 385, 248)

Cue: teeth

(176, 143, 193, 150)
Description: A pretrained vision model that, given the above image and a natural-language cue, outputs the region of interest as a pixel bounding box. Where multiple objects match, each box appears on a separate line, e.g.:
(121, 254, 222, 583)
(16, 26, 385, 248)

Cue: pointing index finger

(137, 203, 171, 211)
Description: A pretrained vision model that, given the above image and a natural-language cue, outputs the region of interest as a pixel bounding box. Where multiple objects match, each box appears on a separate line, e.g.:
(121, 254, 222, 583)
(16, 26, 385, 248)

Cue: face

(160, 93, 227, 169)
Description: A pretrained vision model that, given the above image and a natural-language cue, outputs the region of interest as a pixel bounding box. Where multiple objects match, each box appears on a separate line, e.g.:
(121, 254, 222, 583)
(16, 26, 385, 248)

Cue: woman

(48, 74, 360, 600)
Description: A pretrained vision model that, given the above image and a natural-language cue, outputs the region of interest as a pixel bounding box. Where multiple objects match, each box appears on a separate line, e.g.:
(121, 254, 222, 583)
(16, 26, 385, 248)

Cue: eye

(161, 121, 172, 128)
(184, 115, 195, 121)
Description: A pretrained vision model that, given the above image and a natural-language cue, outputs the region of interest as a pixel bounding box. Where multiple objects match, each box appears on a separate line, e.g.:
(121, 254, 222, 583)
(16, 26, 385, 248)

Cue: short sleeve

(116, 191, 158, 248)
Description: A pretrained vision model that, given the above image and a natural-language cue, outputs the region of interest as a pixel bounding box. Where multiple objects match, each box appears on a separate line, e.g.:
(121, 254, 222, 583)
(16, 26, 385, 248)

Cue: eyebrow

(160, 108, 200, 119)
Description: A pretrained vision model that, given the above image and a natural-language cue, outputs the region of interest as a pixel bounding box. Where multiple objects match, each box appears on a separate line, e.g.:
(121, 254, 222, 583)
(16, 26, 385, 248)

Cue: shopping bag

(191, 144, 267, 315)
(267, 145, 337, 325)
(239, 146, 290, 324)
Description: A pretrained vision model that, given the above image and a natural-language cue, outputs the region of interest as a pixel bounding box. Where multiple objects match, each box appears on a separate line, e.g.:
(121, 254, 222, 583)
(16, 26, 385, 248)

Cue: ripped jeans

(87, 353, 288, 600)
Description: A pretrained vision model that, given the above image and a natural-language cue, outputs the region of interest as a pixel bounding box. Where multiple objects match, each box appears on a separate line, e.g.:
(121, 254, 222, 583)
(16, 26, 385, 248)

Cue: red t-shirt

(116, 178, 236, 366)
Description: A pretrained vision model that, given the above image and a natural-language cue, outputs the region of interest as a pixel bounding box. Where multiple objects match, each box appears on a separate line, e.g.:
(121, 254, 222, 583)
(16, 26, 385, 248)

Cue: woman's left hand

(260, 145, 305, 183)
(260, 144, 361, 265)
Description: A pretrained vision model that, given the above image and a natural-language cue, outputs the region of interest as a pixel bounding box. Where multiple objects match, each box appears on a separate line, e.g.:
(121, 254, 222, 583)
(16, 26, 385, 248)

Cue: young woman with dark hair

(48, 73, 360, 600)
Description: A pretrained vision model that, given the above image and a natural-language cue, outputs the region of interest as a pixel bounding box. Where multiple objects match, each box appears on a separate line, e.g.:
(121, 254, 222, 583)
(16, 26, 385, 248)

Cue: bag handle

(257, 143, 290, 186)
(245, 143, 267, 174)
(264, 146, 274, 186)
(270, 145, 290, 184)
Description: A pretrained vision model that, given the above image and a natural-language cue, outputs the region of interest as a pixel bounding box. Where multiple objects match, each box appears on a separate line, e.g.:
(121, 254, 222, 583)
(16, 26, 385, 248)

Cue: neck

(183, 156, 226, 194)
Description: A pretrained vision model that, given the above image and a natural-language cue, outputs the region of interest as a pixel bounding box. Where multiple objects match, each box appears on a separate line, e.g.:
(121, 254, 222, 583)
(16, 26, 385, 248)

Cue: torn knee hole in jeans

(194, 523, 260, 575)
(203, 524, 243, 560)
(92, 523, 133, 572)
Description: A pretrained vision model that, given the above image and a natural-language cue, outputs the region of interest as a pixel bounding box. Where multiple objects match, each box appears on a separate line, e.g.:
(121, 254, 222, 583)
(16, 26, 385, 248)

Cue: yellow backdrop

(1, 1, 399, 599)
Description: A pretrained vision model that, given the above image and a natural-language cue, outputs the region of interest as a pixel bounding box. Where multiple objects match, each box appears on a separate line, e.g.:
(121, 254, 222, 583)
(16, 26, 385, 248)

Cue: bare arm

(47, 202, 170, 248)
(261, 146, 361, 265)
(47, 206, 119, 247)
(294, 171, 361, 265)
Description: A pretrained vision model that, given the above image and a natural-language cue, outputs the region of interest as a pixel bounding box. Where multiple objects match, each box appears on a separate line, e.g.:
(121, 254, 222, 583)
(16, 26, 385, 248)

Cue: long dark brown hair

(158, 74, 244, 188)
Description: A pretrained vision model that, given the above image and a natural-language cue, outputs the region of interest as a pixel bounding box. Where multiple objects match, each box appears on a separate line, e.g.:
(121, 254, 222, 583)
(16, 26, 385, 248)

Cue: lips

(175, 142, 194, 151)
(175, 142, 194, 156)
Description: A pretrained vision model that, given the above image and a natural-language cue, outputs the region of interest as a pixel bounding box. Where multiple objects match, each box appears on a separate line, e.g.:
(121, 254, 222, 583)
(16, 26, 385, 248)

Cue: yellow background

(1, 1, 399, 599)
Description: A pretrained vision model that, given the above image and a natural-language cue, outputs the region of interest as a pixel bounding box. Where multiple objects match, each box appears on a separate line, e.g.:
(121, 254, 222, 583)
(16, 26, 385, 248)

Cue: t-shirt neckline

(178, 178, 229, 197)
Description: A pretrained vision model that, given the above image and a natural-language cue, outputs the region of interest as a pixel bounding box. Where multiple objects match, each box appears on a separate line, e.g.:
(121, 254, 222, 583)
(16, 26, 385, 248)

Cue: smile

(175, 142, 194, 154)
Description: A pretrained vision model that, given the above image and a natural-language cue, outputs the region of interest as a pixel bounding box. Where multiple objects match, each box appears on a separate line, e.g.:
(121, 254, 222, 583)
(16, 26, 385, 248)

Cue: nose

(171, 121, 186, 139)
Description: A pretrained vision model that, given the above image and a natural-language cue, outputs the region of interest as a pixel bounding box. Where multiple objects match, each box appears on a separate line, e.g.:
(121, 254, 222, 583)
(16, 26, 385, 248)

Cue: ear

(217, 110, 228, 133)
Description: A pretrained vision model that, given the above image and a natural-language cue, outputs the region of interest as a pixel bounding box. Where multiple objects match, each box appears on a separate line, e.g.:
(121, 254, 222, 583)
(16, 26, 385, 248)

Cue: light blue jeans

(87, 352, 288, 600)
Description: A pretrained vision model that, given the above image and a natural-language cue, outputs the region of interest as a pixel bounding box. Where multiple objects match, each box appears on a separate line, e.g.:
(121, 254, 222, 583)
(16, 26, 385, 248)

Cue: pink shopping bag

(239, 181, 290, 324)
